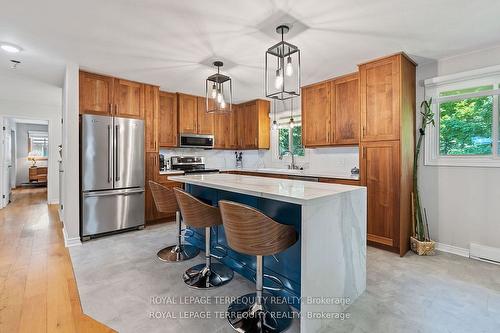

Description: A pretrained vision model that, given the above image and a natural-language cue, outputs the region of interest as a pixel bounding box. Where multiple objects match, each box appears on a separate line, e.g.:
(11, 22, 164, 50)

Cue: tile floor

(70, 223, 500, 333)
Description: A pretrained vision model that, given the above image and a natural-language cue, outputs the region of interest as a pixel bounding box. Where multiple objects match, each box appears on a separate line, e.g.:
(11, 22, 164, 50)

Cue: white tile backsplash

(160, 144, 359, 176)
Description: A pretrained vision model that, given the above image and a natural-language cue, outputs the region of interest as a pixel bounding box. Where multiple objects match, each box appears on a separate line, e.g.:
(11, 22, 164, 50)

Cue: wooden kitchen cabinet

(358, 53, 416, 256)
(359, 55, 401, 142)
(114, 79, 144, 119)
(236, 99, 270, 150)
(301, 81, 331, 147)
(178, 93, 198, 134)
(158, 91, 178, 147)
(331, 73, 360, 145)
(360, 141, 400, 249)
(79, 71, 114, 115)
(144, 84, 159, 153)
(301, 73, 359, 147)
(80, 71, 144, 119)
(214, 110, 236, 149)
(197, 96, 214, 135)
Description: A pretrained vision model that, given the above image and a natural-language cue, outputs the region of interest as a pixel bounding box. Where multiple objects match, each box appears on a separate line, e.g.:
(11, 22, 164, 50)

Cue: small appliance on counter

(235, 151, 243, 169)
(171, 156, 219, 174)
(159, 154, 165, 171)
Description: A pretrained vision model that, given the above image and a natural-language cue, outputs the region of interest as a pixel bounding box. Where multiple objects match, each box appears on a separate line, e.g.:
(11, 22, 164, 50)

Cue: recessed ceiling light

(1, 42, 22, 53)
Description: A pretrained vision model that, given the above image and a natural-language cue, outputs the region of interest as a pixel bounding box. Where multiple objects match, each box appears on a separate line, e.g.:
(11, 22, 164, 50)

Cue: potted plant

(410, 98, 436, 255)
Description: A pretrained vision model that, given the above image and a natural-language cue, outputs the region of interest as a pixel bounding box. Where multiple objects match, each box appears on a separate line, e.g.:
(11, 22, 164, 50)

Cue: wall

(15, 123, 49, 185)
(417, 45, 500, 251)
(0, 70, 62, 204)
(61, 63, 81, 246)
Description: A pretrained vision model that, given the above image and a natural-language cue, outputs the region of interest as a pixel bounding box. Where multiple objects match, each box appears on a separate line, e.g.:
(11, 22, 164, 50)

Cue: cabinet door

(114, 79, 144, 119)
(158, 92, 178, 147)
(301, 82, 331, 147)
(144, 85, 159, 152)
(145, 152, 159, 222)
(214, 112, 228, 149)
(332, 74, 360, 145)
(360, 141, 400, 248)
(197, 96, 214, 134)
(360, 55, 400, 141)
(243, 102, 258, 149)
(79, 71, 113, 115)
(178, 94, 198, 134)
(257, 100, 270, 149)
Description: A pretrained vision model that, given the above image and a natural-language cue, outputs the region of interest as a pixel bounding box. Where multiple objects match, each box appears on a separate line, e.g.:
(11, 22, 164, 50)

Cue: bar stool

(174, 188, 234, 289)
(219, 200, 297, 333)
(148, 181, 199, 262)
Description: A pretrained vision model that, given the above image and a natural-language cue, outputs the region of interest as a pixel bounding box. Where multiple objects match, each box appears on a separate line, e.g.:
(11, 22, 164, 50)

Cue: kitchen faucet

(279, 150, 300, 170)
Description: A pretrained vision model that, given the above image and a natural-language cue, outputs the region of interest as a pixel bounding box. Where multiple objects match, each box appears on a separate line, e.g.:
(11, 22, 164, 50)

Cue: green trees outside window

(278, 126, 304, 156)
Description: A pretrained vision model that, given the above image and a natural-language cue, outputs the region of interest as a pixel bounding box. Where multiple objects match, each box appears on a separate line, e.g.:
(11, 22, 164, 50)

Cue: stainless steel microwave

(179, 133, 214, 148)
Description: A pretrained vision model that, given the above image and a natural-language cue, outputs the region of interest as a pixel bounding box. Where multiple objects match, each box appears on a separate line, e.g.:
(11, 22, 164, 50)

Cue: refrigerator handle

(115, 124, 120, 182)
(107, 125, 112, 183)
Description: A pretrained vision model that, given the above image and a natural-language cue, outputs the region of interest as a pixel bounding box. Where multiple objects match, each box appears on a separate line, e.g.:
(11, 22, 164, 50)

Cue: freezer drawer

(82, 188, 144, 237)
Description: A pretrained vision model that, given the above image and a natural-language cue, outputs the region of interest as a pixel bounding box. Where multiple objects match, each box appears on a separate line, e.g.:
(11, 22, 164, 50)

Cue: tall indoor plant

(411, 98, 436, 255)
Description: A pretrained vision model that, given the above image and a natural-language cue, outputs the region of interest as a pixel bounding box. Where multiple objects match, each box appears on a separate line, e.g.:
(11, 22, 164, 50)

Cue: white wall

(0, 70, 62, 204)
(61, 63, 81, 246)
(417, 45, 500, 250)
(15, 123, 49, 185)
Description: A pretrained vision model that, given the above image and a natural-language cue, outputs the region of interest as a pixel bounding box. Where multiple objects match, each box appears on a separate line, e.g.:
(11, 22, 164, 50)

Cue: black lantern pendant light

(206, 61, 232, 113)
(265, 24, 301, 100)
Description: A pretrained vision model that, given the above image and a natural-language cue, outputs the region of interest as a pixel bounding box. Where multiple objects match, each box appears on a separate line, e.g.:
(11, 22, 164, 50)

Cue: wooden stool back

(218, 200, 297, 256)
(173, 188, 222, 228)
(148, 181, 178, 214)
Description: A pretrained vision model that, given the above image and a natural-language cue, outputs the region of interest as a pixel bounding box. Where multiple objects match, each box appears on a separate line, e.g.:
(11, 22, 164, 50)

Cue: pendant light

(205, 61, 232, 113)
(265, 24, 301, 100)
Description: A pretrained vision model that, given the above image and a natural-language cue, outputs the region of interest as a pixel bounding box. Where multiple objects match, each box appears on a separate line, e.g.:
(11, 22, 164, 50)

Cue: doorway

(1, 117, 50, 207)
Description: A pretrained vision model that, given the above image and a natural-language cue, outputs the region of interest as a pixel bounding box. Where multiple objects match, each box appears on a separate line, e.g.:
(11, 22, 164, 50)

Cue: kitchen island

(168, 173, 367, 332)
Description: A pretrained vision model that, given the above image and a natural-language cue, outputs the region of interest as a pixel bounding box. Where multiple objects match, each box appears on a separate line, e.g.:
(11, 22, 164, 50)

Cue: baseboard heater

(470, 243, 500, 265)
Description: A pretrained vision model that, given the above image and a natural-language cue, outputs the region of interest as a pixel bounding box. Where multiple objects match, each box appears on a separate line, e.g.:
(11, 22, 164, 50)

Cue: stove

(170, 156, 219, 174)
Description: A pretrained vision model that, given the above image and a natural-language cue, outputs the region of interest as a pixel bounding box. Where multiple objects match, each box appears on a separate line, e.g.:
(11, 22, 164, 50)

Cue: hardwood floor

(0, 188, 114, 333)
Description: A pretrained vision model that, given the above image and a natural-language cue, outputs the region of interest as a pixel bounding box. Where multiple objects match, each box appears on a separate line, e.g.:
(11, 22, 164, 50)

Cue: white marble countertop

(221, 168, 360, 180)
(159, 170, 184, 175)
(168, 173, 364, 205)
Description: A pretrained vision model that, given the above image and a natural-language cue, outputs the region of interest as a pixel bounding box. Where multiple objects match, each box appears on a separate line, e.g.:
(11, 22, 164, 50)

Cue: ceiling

(2, 0, 500, 102)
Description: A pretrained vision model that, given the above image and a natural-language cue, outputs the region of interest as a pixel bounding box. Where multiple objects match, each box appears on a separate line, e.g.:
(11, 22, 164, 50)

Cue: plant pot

(410, 236, 435, 256)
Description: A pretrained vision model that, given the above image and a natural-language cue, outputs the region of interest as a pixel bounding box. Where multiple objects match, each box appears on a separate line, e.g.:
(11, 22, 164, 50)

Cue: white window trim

(424, 64, 500, 168)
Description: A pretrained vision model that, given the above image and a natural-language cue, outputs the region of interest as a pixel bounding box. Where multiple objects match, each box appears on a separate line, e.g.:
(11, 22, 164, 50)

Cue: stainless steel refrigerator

(80, 114, 145, 239)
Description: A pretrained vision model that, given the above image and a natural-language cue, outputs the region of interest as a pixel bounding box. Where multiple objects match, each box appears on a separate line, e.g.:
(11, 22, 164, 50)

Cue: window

(424, 66, 500, 167)
(278, 126, 304, 157)
(28, 131, 49, 158)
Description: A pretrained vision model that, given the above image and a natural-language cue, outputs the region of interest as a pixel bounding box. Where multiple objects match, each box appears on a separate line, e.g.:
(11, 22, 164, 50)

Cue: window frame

(273, 115, 306, 161)
(424, 65, 500, 167)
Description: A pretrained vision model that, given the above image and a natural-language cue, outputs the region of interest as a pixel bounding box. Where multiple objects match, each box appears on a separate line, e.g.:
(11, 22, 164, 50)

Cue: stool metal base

(157, 244, 199, 262)
(227, 292, 293, 333)
(183, 263, 233, 289)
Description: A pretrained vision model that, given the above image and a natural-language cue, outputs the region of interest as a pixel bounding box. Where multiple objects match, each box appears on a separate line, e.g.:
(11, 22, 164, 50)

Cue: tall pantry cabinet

(359, 53, 416, 256)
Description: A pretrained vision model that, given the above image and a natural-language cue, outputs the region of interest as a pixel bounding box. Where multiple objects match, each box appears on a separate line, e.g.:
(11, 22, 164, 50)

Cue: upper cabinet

(301, 73, 359, 147)
(158, 91, 178, 147)
(331, 73, 360, 145)
(237, 100, 270, 150)
(359, 55, 400, 142)
(144, 84, 159, 152)
(178, 93, 198, 134)
(79, 71, 114, 115)
(301, 82, 331, 147)
(197, 96, 214, 135)
(114, 79, 144, 119)
(79, 71, 144, 119)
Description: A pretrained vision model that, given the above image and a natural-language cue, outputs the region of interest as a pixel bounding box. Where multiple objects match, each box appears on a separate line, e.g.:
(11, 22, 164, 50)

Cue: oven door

(179, 134, 214, 148)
